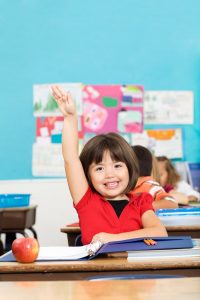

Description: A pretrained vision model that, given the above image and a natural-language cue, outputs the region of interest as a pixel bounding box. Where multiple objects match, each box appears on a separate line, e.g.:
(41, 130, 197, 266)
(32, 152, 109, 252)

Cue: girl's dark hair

(156, 156, 181, 186)
(132, 145, 152, 176)
(80, 133, 139, 194)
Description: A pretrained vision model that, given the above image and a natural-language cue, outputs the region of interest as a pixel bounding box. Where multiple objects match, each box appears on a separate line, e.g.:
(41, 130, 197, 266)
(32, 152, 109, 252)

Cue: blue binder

(91, 236, 193, 258)
(0, 236, 193, 262)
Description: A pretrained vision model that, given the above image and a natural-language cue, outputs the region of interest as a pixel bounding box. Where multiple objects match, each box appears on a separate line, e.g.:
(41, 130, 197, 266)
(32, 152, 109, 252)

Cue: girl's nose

(105, 167, 114, 178)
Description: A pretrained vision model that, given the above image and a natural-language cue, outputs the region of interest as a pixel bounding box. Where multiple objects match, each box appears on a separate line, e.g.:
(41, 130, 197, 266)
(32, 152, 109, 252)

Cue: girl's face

(157, 161, 168, 186)
(88, 150, 129, 200)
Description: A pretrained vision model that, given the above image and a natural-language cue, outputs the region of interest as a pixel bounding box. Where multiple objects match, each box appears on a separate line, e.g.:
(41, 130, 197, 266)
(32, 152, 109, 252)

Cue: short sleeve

(74, 187, 96, 211)
(132, 192, 154, 216)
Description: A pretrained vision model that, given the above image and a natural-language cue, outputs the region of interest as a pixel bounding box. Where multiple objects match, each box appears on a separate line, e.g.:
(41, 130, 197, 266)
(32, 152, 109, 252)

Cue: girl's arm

(152, 199, 178, 210)
(91, 210, 167, 244)
(51, 85, 88, 205)
(169, 190, 189, 205)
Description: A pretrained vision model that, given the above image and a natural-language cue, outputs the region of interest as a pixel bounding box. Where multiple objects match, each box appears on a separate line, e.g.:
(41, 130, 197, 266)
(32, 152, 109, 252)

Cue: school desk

(1, 277, 200, 300)
(0, 205, 38, 239)
(0, 252, 200, 281)
(60, 225, 200, 246)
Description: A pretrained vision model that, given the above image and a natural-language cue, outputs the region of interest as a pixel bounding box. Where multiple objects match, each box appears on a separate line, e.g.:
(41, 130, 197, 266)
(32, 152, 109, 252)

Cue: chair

(75, 234, 83, 246)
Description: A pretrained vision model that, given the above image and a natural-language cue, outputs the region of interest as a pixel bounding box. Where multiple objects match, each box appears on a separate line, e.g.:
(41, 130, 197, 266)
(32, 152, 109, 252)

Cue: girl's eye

(95, 166, 103, 172)
(115, 163, 122, 168)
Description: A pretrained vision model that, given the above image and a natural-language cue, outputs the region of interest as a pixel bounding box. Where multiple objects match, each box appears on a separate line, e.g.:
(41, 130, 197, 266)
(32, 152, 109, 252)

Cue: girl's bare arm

(51, 85, 88, 205)
(91, 210, 167, 244)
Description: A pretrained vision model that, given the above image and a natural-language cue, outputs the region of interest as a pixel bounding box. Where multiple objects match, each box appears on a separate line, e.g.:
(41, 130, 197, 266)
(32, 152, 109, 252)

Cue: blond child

(157, 156, 200, 205)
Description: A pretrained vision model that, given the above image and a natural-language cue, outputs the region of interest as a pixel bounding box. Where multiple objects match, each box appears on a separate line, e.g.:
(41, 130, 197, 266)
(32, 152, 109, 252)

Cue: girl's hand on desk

(51, 85, 76, 117)
(92, 232, 115, 244)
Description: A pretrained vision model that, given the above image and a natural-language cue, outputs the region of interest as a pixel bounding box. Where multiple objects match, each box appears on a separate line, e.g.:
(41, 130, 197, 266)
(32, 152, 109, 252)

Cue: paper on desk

(37, 241, 102, 260)
(38, 246, 89, 260)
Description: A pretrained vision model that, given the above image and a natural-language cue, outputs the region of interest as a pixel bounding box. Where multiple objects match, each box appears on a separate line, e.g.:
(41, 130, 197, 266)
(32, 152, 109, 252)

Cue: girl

(157, 156, 200, 205)
(51, 85, 167, 245)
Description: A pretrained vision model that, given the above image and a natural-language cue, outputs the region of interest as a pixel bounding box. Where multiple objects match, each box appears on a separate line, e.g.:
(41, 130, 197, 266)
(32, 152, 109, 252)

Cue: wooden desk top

(1, 278, 200, 300)
(0, 255, 200, 274)
(60, 224, 200, 233)
(0, 205, 37, 212)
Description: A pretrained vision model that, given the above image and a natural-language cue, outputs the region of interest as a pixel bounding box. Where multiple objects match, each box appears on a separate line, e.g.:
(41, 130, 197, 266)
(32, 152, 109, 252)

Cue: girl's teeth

(106, 182, 118, 189)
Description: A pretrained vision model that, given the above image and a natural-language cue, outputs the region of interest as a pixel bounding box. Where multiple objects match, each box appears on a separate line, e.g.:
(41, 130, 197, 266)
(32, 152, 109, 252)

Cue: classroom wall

(1, 1, 200, 246)
(0, 0, 200, 180)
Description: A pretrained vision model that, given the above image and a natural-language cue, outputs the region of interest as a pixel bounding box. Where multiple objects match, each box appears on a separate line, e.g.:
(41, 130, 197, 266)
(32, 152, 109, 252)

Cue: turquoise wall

(0, 0, 199, 180)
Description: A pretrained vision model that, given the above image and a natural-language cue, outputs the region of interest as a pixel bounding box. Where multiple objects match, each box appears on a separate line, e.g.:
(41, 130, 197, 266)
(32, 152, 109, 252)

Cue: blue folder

(91, 236, 193, 258)
(156, 207, 200, 217)
(0, 236, 193, 262)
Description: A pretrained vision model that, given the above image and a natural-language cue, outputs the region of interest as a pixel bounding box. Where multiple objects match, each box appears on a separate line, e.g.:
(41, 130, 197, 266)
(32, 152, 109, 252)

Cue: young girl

(157, 156, 200, 205)
(51, 85, 167, 245)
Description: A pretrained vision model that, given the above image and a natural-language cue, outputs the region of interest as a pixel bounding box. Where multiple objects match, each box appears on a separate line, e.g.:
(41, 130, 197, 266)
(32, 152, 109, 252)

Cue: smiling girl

(51, 85, 167, 245)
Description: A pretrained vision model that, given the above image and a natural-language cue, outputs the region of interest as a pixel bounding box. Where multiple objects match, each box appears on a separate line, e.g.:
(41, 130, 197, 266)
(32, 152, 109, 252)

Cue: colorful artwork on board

(36, 116, 64, 138)
(118, 85, 144, 133)
(82, 85, 121, 133)
(118, 109, 143, 133)
(33, 83, 83, 116)
(82, 84, 144, 134)
(131, 128, 183, 159)
(32, 83, 144, 177)
(144, 91, 194, 124)
(36, 116, 83, 144)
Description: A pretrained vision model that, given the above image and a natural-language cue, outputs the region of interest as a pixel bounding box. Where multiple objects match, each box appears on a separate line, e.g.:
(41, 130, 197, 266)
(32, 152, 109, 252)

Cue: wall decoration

(33, 83, 83, 116)
(131, 128, 183, 159)
(144, 91, 194, 124)
(32, 83, 144, 177)
(83, 84, 144, 134)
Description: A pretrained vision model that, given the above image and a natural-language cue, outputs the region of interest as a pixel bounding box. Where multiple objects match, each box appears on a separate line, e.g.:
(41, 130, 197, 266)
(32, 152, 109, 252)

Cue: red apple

(11, 237, 39, 263)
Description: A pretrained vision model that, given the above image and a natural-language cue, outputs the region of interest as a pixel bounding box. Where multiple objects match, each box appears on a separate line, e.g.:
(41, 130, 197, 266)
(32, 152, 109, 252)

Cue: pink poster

(83, 85, 121, 134)
(83, 85, 144, 134)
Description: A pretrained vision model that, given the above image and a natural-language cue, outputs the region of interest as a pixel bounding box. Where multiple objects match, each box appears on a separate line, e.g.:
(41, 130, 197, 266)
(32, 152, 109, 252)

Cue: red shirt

(74, 187, 154, 245)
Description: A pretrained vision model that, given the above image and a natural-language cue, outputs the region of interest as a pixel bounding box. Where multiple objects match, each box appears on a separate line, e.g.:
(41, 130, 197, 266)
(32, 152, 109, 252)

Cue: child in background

(131, 145, 178, 210)
(51, 85, 167, 245)
(157, 156, 200, 205)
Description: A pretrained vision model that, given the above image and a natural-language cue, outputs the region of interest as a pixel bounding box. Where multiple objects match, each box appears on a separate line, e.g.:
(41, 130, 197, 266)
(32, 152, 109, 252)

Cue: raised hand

(51, 85, 76, 117)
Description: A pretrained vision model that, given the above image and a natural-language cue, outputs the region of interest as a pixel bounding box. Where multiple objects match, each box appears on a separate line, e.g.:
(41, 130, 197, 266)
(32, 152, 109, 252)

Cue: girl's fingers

(51, 85, 65, 99)
(66, 92, 73, 103)
(51, 85, 73, 109)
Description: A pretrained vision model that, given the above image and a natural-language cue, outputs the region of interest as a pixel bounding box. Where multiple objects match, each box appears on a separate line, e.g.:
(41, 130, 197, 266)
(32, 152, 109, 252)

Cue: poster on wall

(35, 116, 83, 144)
(36, 116, 64, 144)
(32, 143, 65, 177)
(33, 83, 83, 116)
(32, 83, 144, 177)
(32, 140, 83, 177)
(144, 91, 194, 124)
(131, 128, 183, 159)
(118, 85, 143, 133)
(83, 84, 144, 134)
